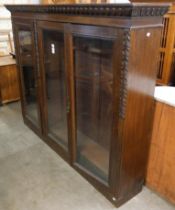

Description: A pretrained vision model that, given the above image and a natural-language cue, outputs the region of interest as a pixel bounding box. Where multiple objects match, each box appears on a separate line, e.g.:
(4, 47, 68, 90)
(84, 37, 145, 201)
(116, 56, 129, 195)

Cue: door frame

(36, 21, 70, 161)
(12, 18, 43, 136)
(65, 23, 123, 197)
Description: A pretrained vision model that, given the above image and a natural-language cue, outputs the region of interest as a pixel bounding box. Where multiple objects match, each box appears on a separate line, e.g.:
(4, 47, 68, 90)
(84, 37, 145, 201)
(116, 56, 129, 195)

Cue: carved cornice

(119, 29, 130, 119)
(5, 4, 169, 17)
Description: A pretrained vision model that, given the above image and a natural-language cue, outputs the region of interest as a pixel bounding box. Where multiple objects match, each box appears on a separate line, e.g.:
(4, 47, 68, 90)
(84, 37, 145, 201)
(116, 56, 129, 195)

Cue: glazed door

(37, 22, 69, 155)
(66, 25, 120, 187)
(13, 20, 42, 133)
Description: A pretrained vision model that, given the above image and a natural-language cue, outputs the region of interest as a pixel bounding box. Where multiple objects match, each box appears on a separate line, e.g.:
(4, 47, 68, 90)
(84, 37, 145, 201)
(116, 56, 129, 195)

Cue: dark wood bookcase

(6, 3, 168, 207)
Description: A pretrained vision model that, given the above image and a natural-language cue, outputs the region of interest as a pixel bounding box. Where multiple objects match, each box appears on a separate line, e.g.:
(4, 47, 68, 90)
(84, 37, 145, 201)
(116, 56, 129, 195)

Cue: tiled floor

(0, 102, 174, 210)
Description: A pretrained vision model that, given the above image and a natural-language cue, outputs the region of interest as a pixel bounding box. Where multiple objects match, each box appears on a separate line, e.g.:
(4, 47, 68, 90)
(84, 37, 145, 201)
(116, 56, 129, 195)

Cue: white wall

(0, 1, 40, 55)
(0, 0, 40, 4)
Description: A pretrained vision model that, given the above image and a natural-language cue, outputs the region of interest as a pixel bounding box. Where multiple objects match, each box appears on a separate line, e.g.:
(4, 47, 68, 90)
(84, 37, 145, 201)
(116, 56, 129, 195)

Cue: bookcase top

(5, 3, 169, 17)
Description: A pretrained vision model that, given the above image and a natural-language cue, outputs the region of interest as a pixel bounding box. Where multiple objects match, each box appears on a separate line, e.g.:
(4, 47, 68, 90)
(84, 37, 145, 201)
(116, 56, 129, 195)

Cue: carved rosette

(119, 29, 130, 119)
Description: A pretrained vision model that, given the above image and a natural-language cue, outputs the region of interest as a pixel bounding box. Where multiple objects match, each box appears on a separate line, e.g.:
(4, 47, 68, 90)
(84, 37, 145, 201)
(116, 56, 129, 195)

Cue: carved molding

(119, 29, 130, 119)
(5, 4, 169, 17)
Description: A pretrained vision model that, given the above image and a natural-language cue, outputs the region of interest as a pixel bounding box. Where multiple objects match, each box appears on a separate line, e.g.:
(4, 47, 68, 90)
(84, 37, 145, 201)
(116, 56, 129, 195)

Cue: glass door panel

(74, 36, 114, 182)
(18, 29, 39, 127)
(43, 30, 68, 150)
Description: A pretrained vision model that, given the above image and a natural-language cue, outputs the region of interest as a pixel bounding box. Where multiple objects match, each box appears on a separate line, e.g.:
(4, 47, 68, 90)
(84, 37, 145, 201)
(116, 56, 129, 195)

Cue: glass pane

(43, 30, 68, 150)
(74, 36, 114, 182)
(18, 29, 39, 127)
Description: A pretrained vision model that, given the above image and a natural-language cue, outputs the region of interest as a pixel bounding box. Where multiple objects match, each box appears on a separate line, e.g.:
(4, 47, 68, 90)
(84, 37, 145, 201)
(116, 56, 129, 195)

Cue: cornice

(5, 4, 169, 17)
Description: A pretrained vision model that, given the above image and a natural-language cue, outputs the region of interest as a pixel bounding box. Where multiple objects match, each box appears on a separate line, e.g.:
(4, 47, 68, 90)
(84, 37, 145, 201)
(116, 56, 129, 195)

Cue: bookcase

(6, 3, 168, 207)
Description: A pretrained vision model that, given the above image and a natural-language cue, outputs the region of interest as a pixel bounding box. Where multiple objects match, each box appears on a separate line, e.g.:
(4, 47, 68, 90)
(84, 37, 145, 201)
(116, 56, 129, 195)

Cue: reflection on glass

(18, 30, 39, 126)
(43, 30, 68, 150)
(74, 36, 114, 182)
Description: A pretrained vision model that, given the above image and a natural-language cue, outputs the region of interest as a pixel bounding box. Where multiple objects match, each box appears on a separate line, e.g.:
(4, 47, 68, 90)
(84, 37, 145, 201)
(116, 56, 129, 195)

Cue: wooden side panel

(146, 102, 175, 205)
(8, 65, 20, 101)
(0, 64, 20, 104)
(118, 27, 161, 203)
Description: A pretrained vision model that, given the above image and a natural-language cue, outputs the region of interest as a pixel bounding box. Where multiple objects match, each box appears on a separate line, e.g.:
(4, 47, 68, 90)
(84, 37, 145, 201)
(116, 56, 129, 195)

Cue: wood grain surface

(146, 101, 175, 205)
